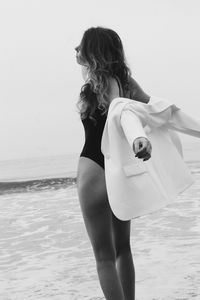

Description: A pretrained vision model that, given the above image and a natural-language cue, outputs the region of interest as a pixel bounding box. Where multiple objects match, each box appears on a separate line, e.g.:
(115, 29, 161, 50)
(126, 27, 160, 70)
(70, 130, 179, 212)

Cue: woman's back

(79, 76, 123, 170)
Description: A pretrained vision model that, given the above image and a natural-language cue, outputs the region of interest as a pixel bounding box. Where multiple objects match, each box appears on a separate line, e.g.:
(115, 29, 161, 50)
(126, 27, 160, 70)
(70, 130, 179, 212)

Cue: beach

(0, 137, 200, 299)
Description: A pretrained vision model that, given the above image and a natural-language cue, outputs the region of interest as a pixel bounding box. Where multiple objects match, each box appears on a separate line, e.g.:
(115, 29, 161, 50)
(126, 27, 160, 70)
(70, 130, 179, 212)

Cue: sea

(0, 135, 200, 300)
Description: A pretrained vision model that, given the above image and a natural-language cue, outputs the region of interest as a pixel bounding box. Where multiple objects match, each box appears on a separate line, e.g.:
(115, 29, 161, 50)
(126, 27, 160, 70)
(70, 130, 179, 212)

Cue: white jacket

(101, 96, 200, 221)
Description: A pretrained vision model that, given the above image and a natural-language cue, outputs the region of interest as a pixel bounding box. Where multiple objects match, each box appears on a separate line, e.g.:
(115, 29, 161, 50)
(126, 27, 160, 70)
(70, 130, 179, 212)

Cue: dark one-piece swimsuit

(79, 77, 123, 170)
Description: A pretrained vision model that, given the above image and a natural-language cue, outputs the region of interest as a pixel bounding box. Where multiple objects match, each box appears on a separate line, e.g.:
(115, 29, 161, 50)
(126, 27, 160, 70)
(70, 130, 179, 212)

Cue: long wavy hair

(76, 26, 132, 125)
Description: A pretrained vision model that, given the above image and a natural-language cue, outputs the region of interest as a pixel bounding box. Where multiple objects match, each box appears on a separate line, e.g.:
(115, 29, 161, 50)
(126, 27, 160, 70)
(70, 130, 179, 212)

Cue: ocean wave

(0, 160, 199, 196)
(0, 177, 77, 195)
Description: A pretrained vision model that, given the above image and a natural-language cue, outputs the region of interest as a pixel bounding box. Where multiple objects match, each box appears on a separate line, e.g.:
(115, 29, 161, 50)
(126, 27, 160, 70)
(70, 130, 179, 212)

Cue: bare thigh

(77, 157, 115, 260)
(76, 157, 130, 260)
(77, 156, 110, 217)
(112, 213, 131, 256)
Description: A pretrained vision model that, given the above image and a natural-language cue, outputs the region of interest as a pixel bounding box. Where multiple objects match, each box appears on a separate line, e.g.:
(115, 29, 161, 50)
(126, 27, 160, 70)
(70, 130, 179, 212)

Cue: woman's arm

(120, 110, 152, 161)
(108, 76, 152, 161)
(127, 77, 150, 104)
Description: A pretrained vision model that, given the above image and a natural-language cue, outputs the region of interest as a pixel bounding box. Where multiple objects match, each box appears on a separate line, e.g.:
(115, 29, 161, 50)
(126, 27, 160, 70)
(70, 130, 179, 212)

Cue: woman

(75, 27, 152, 300)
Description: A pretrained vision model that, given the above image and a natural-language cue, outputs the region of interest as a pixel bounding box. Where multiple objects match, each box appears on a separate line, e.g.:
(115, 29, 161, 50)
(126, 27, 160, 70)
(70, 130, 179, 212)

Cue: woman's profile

(75, 26, 152, 300)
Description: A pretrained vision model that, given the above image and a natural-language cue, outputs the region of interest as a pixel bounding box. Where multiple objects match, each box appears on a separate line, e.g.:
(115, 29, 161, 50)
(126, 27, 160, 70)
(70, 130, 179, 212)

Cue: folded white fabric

(101, 96, 200, 220)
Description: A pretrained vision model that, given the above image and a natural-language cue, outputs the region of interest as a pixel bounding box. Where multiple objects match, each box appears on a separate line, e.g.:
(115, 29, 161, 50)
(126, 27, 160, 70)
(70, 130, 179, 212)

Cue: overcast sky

(0, 0, 200, 160)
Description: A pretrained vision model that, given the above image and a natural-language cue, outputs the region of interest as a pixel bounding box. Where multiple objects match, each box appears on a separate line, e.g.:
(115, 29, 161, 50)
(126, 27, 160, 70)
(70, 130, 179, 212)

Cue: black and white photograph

(0, 1, 200, 299)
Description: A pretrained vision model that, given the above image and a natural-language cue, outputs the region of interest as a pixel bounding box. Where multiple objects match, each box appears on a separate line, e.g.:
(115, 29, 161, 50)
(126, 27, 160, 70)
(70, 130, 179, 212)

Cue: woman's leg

(112, 212, 135, 300)
(77, 157, 125, 300)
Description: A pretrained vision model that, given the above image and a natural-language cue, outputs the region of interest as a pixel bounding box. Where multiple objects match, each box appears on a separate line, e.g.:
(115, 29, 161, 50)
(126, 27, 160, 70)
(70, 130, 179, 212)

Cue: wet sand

(0, 172, 200, 299)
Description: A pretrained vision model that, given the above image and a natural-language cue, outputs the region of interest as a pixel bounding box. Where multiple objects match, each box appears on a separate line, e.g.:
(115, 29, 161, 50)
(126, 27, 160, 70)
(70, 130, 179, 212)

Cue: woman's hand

(133, 137, 152, 161)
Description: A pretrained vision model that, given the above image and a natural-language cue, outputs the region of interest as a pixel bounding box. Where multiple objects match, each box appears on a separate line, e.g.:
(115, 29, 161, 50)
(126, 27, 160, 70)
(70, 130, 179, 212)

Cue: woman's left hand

(133, 137, 152, 161)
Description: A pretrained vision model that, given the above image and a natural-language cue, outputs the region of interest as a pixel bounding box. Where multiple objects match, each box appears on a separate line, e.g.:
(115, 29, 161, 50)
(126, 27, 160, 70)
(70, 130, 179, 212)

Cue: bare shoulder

(107, 77, 120, 103)
(128, 76, 150, 104)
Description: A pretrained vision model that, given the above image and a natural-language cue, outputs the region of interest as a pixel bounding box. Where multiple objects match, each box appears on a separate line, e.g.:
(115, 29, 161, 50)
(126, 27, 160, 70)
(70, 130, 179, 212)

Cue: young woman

(75, 26, 152, 300)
